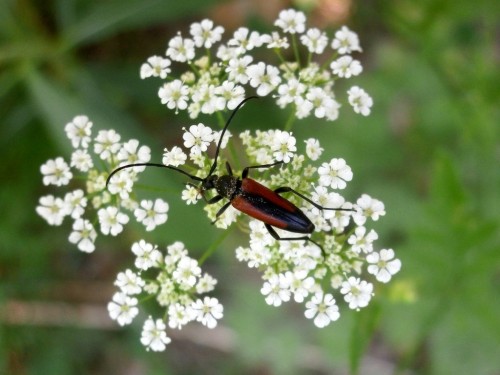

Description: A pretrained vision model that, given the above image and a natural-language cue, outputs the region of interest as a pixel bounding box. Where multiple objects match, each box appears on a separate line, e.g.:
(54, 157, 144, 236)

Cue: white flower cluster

(36, 9, 397, 347)
(163, 125, 400, 328)
(36, 116, 169, 252)
(107, 240, 222, 351)
(140, 9, 373, 120)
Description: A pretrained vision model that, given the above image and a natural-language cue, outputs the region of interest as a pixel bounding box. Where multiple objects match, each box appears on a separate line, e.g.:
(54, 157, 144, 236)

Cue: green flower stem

(306, 51, 313, 66)
(320, 51, 339, 72)
(291, 34, 302, 67)
(216, 110, 241, 170)
(273, 49, 295, 75)
(283, 107, 296, 132)
(205, 47, 211, 64)
(198, 226, 235, 265)
(188, 60, 201, 77)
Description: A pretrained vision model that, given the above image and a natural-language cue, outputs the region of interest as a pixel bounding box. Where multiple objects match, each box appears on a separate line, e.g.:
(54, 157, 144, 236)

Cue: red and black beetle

(106, 97, 351, 252)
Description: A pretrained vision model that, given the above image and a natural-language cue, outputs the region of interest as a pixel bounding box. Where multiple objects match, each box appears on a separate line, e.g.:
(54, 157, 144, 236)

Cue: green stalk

(291, 34, 302, 67)
(283, 107, 296, 132)
(198, 226, 234, 265)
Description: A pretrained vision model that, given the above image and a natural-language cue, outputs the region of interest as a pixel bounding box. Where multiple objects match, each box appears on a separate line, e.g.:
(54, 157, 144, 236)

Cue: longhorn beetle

(106, 97, 352, 254)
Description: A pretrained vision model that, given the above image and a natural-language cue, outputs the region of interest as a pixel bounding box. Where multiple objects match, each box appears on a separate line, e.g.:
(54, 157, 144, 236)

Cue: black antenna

(105, 96, 258, 188)
(207, 96, 258, 177)
(106, 163, 202, 187)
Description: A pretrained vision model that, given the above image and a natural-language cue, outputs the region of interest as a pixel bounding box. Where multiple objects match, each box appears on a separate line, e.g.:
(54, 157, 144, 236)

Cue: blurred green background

(1, 0, 499, 374)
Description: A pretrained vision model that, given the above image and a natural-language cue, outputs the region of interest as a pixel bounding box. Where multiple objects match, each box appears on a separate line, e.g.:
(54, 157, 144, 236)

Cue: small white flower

(65, 115, 92, 148)
(106, 169, 134, 199)
(190, 19, 224, 48)
(300, 28, 328, 54)
(261, 273, 291, 307)
(141, 317, 171, 351)
(70, 149, 93, 172)
(225, 55, 253, 84)
(117, 139, 151, 167)
(214, 81, 245, 110)
(310, 186, 345, 219)
(216, 44, 240, 61)
(347, 86, 373, 116)
(340, 277, 373, 310)
(288, 270, 315, 303)
(172, 256, 201, 289)
(191, 151, 208, 168)
(41, 157, 72, 186)
(246, 244, 273, 268)
(166, 35, 195, 62)
(188, 297, 223, 329)
(158, 79, 190, 112)
(277, 78, 306, 107)
(249, 220, 275, 248)
(278, 239, 309, 263)
(64, 189, 87, 219)
(304, 138, 323, 161)
(131, 240, 162, 270)
(107, 292, 139, 326)
(367, 249, 401, 283)
(330, 56, 363, 78)
(68, 218, 97, 252)
(228, 27, 266, 52)
(246, 62, 282, 96)
(182, 123, 213, 154)
(115, 269, 145, 295)
(347, 226, 378, 254)
(98, 206, 129, 236)
(166, 241, 188, 262)
(140, 55, 171, 79)
(36, 195, 69, 226)
(191, 83, 226, 115)
(317, 158, 353, 189)
(331, 26, 362, 54)
(168, 303, 191, 329)
(196, 273, 217, 294)
(212, 129, 232, 150)
(304, 292, 340, 328)
(305, 87, 340, 120)
(94, 129, 121, 161)
(274, 8, 306, 34)
(294, 96, 314, 119)
(134, 199, 169, 231)
(235, 246, 251, 262)
(353, 194, 386, 225)
(329, 203, 353, 232)
(264, 31, 290, 49)
(271, 130, 296, 163)
(181, 185, 201, 205)
(163, 146, 187, 167)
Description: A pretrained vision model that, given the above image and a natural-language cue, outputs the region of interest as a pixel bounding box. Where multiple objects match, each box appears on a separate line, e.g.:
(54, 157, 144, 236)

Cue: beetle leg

(273, 186, 353, 212)
(211, 201, 232, 225)
(186, 182, 219, 204)
(207, 195, 224, 204)
(242, 161, 284, 179)
(264, 224, 326, 258)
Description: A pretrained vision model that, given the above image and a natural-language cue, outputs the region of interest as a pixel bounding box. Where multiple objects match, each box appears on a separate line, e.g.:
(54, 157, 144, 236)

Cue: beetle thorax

(214, 175, 240, 199)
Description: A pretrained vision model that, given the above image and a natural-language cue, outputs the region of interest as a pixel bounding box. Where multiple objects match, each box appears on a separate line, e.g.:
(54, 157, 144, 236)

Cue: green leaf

(428, 150, 466, 212)
(349, 303, 381, 374)
(61, 0, 219, 49)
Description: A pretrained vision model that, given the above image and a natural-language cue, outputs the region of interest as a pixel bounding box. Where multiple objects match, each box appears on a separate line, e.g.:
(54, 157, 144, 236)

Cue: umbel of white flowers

(140, 8, 373, 120)
(36, 9, 400, 352)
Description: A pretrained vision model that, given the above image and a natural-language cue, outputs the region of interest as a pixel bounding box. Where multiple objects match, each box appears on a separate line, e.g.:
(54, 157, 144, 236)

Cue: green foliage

(1, 0, 499, 374)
